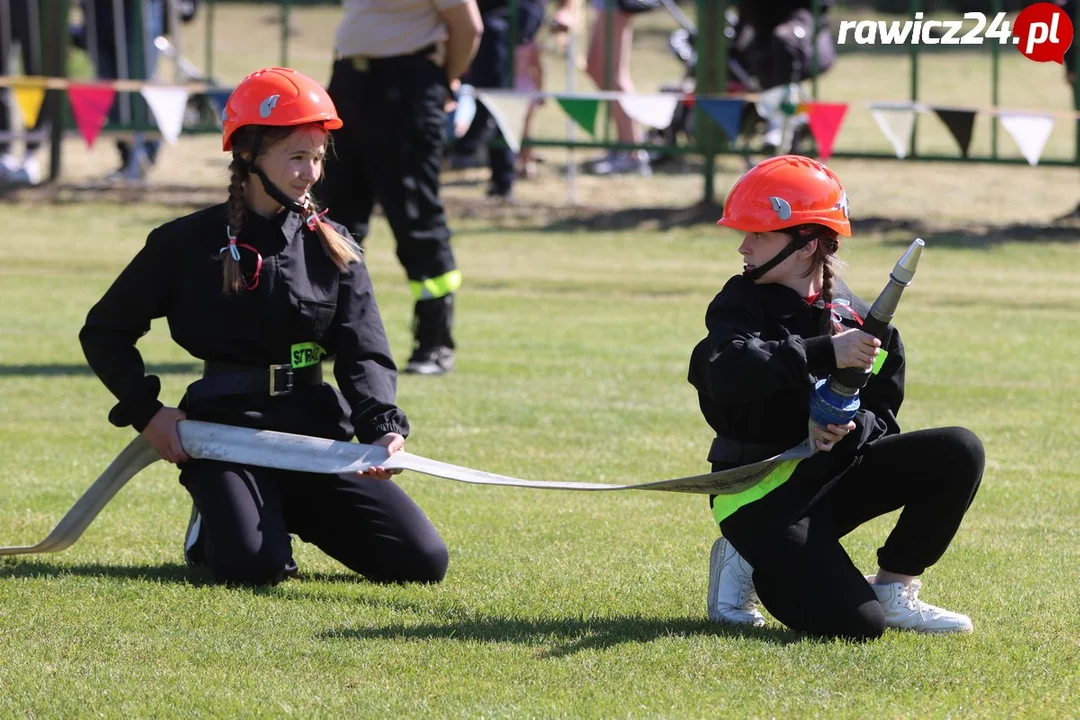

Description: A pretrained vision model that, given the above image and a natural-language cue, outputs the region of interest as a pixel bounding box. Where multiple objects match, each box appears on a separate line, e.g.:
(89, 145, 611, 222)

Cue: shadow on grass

(0, 363, 200, 377)
(319, 613, 820, 655)
(0, 559, 207, 585)
(859, 216, 1080, 248)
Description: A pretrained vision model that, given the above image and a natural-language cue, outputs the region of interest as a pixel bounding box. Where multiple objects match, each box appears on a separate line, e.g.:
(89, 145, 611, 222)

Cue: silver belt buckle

(269, 364, 294, 396)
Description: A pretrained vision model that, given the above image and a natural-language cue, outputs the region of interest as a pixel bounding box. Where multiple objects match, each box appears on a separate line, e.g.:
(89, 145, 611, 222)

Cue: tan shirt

(334, 0, 467, 58)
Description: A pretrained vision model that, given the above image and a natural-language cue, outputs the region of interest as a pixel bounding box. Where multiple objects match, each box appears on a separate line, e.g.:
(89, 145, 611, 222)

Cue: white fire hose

(0, 420, 812, 557)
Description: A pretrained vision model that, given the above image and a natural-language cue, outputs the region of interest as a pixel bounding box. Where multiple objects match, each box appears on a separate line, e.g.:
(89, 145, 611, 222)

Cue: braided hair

(785, 224, 844, 336)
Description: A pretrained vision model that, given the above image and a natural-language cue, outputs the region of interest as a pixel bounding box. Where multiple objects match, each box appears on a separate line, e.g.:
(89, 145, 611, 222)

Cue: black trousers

(718, 427, 984, 641)
(179, 460, 449, 586)
(0, 0, 42, 154)
(319, 54, 457, 284)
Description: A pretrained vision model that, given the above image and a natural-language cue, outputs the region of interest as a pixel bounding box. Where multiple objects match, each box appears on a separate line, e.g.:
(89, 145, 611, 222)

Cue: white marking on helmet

(259, 94, 280, 119)
(835, 191, 850, 218)
(769, 196, 792, 220)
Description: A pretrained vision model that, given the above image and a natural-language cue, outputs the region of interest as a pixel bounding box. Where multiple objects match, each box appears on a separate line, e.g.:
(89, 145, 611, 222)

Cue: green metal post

(281, 0, 291, 68)
(130, 0, 148, 132)
(695, 0, 725, 204)
(42, 0, 72, 182)
(908, 0, 919, 158)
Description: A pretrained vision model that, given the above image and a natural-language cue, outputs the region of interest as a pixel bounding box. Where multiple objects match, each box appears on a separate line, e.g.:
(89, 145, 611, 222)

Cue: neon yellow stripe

(711, 458, 803, 525)
(871, 348, 889, 375)
(409, 270, 462, 300)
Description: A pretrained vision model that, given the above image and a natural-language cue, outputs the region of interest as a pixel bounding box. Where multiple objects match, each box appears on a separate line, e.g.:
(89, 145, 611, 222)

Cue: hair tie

(305, 208, 329, 231)
(218, 224, 264, 290)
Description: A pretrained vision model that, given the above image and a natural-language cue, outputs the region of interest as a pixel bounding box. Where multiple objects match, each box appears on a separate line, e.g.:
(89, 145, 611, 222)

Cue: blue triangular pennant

(698, 98, 745, 143)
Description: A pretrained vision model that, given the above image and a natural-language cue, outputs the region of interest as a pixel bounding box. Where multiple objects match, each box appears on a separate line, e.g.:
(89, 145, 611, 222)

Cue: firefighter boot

(406, 295, 456, 375)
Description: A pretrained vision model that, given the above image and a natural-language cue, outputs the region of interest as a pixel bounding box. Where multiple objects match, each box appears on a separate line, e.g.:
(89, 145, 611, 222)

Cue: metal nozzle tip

(892, 238, 924, 284)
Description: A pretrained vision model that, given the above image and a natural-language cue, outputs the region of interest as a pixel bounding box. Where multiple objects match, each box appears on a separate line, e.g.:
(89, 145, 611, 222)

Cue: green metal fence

(10, 0, 1080, 199)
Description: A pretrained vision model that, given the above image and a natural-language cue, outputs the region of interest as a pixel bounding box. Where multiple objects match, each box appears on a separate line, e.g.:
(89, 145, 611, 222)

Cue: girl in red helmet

(689, 155, 984, 640)
(79, 68, 448, 586)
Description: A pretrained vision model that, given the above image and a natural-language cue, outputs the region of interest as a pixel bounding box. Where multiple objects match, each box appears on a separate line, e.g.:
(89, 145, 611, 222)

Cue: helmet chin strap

(245, 128, 308, 216)
(743, 231, 811, 282)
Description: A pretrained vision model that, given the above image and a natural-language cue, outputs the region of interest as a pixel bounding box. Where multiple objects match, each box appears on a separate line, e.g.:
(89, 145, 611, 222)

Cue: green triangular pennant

(556, 98, 600, 136)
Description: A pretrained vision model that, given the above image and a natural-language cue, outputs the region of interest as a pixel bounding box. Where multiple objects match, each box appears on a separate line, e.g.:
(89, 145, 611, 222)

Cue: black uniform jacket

(79, 203, 409, 444)
(688, 273, 905, 471)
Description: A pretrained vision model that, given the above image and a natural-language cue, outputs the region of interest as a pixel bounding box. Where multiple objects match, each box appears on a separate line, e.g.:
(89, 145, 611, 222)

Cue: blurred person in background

(448, 0, 551, 200)
(0, 0, 43, 185)
(77, 0, 168, 181)
(582, 0, 653, 176)
(319, 0, 482, 376)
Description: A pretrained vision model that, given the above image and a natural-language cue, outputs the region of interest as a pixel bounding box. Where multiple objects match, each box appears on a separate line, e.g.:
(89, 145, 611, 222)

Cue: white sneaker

(6, 156, 41, 185)
(707, 537, 766, 627)
(587, 150, 652, 177)
(869, 578, 973, 634)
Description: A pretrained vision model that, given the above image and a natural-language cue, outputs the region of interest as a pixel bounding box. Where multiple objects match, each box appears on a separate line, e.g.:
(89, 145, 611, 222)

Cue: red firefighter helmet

(717, 155, 851, 237)
(221, 67, 342, 151)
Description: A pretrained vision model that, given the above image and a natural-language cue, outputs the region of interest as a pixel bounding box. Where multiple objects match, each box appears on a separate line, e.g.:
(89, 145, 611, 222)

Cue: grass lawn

(0, 200, 1077, 717)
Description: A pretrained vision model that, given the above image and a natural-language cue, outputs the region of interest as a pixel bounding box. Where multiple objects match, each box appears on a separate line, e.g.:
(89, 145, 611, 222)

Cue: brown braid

(788, 224, 843, 336)
(300, 194, 360, 271)
(219, 156, 248, 294)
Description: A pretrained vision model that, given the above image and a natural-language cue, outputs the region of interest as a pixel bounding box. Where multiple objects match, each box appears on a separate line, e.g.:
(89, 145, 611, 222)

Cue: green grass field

(0, 201, 1078, 717)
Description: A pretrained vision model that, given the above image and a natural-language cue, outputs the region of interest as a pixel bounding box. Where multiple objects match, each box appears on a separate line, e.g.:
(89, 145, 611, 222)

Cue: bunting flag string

(0, 75, 1073, 162)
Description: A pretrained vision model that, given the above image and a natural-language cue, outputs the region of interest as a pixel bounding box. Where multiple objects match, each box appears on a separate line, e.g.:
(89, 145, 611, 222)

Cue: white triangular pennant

(475, 91, 534, 155)
(618, 95, 678, 130)
(140, 86, 190, 144)
(999, 112, 1054, 167)
(870, 106, 916, 159)
(755, 84, 788, 119)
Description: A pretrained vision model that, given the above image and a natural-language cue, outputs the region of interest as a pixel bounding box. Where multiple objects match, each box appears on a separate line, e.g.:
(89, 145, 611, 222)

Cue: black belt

(338, 43, 437, 67)
(708, 437, 791, 466)
(185, 361, 324, 402)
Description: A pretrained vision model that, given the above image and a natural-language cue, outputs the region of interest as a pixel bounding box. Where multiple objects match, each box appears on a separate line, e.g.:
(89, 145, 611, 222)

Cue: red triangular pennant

(68, 84, 117, 148)
(805, 102, 848, 162)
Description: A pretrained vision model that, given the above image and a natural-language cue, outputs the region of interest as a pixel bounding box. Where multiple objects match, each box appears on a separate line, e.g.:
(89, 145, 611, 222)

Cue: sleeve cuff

(803, 335, 837, 375)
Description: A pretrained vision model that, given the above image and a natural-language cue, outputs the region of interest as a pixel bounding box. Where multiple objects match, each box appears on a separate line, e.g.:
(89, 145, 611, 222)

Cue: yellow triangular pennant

(13, 82, 46, 130)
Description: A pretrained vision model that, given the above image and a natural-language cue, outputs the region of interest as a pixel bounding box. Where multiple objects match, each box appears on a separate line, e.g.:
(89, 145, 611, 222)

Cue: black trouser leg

(322, 57, 457, 284)
(180, 461, 448, 585)
(179, 460, 296, 585)
(320, 61, 376, 243)
(283, 472, 449, 583)
(831, 427, 985, 576)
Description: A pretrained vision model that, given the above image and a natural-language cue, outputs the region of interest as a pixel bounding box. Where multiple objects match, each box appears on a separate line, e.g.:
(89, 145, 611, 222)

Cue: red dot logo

(1013, 2, 1074, 64)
